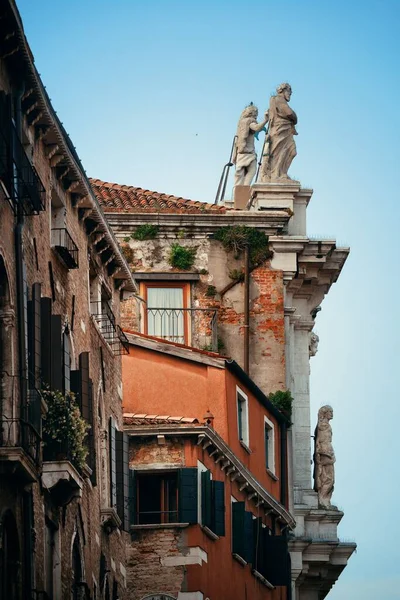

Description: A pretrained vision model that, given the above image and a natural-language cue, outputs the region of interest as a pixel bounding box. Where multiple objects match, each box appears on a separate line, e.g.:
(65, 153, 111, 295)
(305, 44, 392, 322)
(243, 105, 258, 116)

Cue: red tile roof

(89, 178, 226, 214)
(123, 329, 227, 359)
(123, 413, 199, 426)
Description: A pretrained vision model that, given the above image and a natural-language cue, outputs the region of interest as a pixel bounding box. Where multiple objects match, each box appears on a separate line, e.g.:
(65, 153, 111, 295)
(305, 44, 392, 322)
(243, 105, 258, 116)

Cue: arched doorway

(0, 510, 21, 600)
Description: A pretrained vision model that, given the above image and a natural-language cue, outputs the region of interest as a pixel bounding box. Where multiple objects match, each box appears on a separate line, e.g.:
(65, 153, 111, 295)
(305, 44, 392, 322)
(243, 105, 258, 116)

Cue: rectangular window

(264, 416, 275, 474)
(201, 470, 225, 536)
(237, 387, 249, 447)
(136, 472, 178, 524)
(232, 501, 254, 562)
(143, 283, 189, 344)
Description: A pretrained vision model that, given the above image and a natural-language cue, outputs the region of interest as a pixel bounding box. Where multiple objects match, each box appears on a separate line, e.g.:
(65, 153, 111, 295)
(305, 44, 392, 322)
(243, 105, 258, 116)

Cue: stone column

(291, 317, 313, 492)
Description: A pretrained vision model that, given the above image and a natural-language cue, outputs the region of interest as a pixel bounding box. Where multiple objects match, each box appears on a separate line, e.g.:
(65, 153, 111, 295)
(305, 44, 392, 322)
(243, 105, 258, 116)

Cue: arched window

(71, 535, 82, 600)
(0, 510, 21, 600)
(0, 256, 14, 423)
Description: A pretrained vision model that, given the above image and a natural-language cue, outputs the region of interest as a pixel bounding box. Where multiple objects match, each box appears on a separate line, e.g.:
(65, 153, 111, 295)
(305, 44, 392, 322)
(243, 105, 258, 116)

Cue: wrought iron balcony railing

(51, 228, 79, 269)
(0, 112, 45, 215)
(0, 415, 41, 466)
(145, 307, 218, 352)
(90, 300, 129, 355)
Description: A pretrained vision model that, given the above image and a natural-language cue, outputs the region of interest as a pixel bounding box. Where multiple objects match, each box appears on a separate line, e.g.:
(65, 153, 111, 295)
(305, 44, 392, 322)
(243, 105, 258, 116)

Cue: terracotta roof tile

(89, 178, 226, 214)
(123, 413, 199, 426)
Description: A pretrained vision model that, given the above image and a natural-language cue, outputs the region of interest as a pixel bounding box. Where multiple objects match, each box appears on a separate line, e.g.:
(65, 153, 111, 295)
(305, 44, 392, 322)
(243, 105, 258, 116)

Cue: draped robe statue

(313, 405, 336, 509)
(261, 83, 298, 181)
(233, 104, 268, 187)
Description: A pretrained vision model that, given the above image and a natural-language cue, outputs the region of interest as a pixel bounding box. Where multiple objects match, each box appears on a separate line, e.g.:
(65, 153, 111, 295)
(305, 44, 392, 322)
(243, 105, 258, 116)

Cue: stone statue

(313, 405, 335, 509)
(261, 83, 298, 181)
(309, 331, 319, 357)
(233, 103, 268, 187)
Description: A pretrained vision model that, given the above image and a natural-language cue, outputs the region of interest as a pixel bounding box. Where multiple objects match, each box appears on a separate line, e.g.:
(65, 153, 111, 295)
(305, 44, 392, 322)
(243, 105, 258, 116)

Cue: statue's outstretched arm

(249, 112, 269, 133)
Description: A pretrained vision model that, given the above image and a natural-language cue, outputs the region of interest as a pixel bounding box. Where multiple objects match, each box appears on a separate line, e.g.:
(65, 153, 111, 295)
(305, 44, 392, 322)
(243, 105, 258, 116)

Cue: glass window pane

(147, 287, 185, 343)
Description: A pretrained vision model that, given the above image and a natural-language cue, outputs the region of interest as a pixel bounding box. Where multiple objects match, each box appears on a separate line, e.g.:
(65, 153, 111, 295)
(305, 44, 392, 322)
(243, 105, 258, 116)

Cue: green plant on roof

(268, 390, 293, 420)
(132, 224, 159, 240)
(205, 285, 217, 297)
(168, 243, 197, 270)
(213, 226, 273, 267)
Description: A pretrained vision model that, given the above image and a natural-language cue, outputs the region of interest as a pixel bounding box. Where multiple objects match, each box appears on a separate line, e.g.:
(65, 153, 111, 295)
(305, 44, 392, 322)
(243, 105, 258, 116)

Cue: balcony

(90, 300, 129, 355)
(0, 416, 41, 482)
(51, 228, 79, 269)
(145, 307, 218, 351)
(0, 113, 45, 215)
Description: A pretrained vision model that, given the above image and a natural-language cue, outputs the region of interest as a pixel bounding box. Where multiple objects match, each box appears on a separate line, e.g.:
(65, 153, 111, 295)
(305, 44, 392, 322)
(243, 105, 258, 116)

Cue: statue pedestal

(250, 181, 313, 236)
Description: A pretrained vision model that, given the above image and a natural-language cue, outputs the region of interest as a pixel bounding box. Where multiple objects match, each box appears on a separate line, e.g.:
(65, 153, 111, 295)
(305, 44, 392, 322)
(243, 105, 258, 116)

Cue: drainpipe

(280, 421, 288, 507)
(13, 82, 34, 599)
(243, 245, 250, 374)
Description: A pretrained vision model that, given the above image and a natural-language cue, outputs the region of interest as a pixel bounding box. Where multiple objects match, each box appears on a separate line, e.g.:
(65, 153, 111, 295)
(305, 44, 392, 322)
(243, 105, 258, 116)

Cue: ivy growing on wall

(213, 226, 273, 267)
(132, 224, 159, 240)
(168, 243, 197, 270)
(268, 390, 293, 420)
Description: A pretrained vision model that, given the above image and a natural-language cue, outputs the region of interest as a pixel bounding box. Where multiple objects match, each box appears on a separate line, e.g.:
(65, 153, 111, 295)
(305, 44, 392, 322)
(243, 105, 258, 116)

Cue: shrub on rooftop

(168, 244, 197, 270)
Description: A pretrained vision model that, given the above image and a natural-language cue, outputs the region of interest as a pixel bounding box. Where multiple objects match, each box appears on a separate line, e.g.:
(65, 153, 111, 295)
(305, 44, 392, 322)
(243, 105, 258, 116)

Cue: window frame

(140, 282, 191, 345)
(135, 470, 179, 525)
(264, 415, 275, 475)
(236, 386, 249, 448)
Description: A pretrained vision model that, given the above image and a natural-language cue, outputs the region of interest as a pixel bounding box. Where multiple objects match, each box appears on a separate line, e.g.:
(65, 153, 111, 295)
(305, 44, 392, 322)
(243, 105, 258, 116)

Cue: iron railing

(145, 307, 218, 351)
(0, 107, 45, 214)
(0, 415, 41, 466)
(51, 228, 79, 269)
(90, 300, 129, 355)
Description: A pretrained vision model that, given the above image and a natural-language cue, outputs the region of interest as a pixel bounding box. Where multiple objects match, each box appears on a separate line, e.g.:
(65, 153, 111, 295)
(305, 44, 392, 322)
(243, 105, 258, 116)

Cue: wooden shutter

(88, 379, 97, 486)
(78, 353, 90, 418)
(243, 511, 254, 564)
(129, 469, 136, 526)
(0, 92, 12, 193)
(264, 535, 291, 586)
(40, 297, 52, 387)
(115, 430, 130, 530)
(63, 333, 71, 393)
(253, 517, 266, 575)
(109, 417, 117, 509)
(232, 502, 245, 558)
(201, 470, 212, 528)
(50, 315, 62, 391)
(211, 480, 225, 536)
(178, 468, 198, 524)
(27, 283, 41, 390)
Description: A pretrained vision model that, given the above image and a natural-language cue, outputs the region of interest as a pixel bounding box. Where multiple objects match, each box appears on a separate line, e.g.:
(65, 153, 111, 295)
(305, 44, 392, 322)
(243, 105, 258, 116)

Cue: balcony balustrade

(90, 300, 129, 355)
(0, 415, 41, 481)
(51, 227, 79, 269)
(0, 106, 45, 214)
(145, 307, 218, 352)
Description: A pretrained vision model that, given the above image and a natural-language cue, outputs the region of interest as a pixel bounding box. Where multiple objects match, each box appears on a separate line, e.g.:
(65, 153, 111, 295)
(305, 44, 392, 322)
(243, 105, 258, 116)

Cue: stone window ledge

(201, 525, 219, 541)
(240, 441, 251, 454)
(101, 507, 122, 533)
(130, 523, 189, 530)
(266, 468, 279, 482)
(252, 569, 275, 589)
(232, 553, 247, 567)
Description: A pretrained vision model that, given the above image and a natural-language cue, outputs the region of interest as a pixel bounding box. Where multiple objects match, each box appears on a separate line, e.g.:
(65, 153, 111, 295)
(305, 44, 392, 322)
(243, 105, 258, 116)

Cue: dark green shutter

(264, 535, 291, 586)
(0, 92, 12, 189)
(78, 353, 90, 418)
(244, 511, 254, 563)
(211, 480, 225, 536)
(109, 417, 117, 509)
(232, 502, 245, 557)
(27, 283, 41, 390)
(40, 297, 52, 387)
(129, 469, 136, 526)
(116, 430, 130, 530)
(63, 333, 71, 393)
(88, 379, 97, 485)
(178, 468, 198, 524)
(253, 517, 266, 575)
(201, 470, 212, 528)
(50, 315, 62, 391)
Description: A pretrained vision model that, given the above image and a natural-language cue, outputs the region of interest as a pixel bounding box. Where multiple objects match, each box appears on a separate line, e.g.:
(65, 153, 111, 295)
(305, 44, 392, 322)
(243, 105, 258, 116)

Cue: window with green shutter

(264, 534, 291, 586)
(232, 502, 253, 562)
(178, 467, 198, 524)
(201, 470, 225, 536)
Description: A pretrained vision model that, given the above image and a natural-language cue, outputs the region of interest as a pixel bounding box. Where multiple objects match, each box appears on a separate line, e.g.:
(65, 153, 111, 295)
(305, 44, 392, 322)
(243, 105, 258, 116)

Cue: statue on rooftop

(261, 83, 298, 182)
(313, 405, 336, 509)
(233, 103, 269, 188)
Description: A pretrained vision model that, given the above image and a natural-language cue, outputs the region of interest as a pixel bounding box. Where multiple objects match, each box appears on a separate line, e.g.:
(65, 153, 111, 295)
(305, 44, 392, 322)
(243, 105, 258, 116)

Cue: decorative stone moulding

(100, 507, 122, 534)
(41, 460, 83, 506)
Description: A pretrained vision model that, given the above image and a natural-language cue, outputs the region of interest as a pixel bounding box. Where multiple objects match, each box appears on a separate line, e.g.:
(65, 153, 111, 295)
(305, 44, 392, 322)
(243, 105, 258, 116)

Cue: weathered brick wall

(116, 232, 286, 394)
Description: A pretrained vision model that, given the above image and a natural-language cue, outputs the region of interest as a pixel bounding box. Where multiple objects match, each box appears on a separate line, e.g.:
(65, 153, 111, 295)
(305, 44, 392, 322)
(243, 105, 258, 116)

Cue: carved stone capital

(0, 309, 15, 330)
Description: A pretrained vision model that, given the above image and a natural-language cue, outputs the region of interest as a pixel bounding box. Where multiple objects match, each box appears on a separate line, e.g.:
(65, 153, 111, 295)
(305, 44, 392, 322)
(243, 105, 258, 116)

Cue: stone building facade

(122, 333, 293, 600)
(92, 176, 356, 598)
(0, 2, 136, 598)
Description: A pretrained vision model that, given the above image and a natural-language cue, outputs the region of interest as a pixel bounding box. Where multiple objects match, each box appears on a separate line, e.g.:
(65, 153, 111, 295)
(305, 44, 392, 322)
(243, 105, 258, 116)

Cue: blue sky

(17, 1, 400, 597)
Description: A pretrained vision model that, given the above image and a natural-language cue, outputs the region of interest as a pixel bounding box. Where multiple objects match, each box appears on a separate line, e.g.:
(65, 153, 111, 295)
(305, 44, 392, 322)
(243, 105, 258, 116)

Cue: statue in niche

(309, 331, 319, 357)
(313, 405, 336, 509)
(261, 83, 298, 181)
(233, 103, 268, 187)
